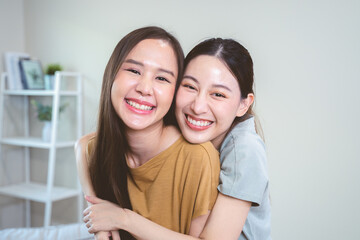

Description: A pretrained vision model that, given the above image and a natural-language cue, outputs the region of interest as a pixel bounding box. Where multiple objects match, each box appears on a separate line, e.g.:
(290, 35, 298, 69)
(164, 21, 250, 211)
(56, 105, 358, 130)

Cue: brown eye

(182, 84, 196, 90)
(126, 69, 140, 75)
(156, 76, 170, 83)
(212, 92, 226, 98)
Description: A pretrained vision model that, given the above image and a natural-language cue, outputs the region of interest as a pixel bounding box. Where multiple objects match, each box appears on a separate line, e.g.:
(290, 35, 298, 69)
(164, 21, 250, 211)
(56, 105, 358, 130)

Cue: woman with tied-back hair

(75, 26, 220, 240)
(83, 37, 271, 240)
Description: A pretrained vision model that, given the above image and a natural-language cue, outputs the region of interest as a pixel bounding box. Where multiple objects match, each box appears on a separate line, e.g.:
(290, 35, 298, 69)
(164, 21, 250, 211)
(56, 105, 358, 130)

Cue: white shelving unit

(0, 71, 83, 227)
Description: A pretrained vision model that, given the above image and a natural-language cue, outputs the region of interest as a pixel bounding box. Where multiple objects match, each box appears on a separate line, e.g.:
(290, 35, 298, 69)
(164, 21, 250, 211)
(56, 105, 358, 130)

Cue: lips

(185, 114, 213, 130)
(125, 98, 155, 113)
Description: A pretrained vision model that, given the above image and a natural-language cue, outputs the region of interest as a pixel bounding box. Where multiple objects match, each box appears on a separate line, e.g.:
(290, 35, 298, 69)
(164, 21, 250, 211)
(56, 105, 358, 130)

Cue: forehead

(185, 55, 240, 90)
(125, 39, 178, 70)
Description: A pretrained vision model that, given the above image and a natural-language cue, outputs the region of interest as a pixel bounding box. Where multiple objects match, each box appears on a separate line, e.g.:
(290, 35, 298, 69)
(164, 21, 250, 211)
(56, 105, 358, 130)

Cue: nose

(191, 93, 209, 114)
(135, 74, 153, 96)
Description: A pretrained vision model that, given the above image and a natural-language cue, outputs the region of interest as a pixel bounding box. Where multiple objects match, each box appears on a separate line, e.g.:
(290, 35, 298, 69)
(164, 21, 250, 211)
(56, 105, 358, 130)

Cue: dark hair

(184, 38, 263, 137)
(89, 26, 184, 239)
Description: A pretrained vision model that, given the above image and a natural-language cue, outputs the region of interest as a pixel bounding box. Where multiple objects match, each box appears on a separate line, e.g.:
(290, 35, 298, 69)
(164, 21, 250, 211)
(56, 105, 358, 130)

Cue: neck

(211, 129, 230, 150)
(125, 121, 180, 168)
(211, 137, 223, 150)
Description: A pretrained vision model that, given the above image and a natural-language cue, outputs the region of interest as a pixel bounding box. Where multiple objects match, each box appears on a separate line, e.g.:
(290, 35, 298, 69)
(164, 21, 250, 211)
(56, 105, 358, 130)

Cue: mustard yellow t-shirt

(127, 136, 220, 234)
(87, 136, 220, 234)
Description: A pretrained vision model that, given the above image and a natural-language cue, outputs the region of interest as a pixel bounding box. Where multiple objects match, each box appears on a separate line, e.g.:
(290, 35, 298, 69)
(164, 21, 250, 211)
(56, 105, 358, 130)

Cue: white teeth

(127, 100, 153, 111)
(187, 115, 212, 127)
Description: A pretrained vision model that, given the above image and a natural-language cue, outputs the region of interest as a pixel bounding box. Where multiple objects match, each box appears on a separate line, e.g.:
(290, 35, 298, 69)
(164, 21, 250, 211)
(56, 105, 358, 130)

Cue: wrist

(116, 207, 131, 231)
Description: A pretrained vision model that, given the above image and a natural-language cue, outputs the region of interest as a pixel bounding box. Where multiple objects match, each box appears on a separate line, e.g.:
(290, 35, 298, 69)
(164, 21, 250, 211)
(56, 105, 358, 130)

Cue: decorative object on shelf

(18, 59, 45, 89)
(44, 64, 63, 90)
(3, 52, 30, 90)
(31, 100, 68, 141)
(42, 121, 52, 142)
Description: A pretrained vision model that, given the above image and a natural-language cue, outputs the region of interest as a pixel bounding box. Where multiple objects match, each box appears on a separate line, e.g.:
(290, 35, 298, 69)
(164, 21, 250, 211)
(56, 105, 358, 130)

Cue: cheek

(155, 85, 176, 106)
(110, 83, 117, 105)
(110, 80, 123, 104)
(176, 88, 191, 109)
(213, 102, 238, 123)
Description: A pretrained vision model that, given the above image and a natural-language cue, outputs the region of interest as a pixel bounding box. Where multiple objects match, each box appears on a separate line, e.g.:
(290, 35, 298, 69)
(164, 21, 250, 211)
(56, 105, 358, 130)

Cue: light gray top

(218, 116, 271, 240)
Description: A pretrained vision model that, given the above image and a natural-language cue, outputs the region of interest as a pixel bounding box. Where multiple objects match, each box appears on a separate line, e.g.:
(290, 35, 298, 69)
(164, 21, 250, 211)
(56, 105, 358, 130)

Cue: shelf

(0, 137, 75, 149)
(0, 71, 83, 226)
(3, 89, 78, 96)
(0, 182, 80, 202)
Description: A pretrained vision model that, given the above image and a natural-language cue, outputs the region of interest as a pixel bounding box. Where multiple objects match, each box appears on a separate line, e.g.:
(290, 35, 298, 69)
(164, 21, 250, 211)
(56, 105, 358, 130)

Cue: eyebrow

(124, 59, 175, 77)
(183, 75, 232, 92)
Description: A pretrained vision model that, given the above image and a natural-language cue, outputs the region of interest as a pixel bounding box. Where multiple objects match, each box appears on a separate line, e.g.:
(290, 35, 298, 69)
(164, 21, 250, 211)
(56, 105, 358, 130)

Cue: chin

(182, 133, 207, 144)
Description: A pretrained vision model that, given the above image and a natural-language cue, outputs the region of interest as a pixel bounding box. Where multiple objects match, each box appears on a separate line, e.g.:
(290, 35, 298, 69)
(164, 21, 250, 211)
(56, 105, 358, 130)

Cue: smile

(126, 99, 155, 111)
(185, 114, 213, 130)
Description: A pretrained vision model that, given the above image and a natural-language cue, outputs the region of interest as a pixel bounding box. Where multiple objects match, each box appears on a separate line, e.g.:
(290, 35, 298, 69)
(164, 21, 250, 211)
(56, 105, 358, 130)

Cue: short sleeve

(218, 132, 268, 206)
(187, 142, 220, 220)
(85, 136, 96, 165)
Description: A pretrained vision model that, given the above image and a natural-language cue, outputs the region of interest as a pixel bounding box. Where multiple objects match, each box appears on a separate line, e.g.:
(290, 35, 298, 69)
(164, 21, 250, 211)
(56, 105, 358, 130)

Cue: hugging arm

(83, 194, 251, 240)
(84, 196, 208, 240)
(121, 195, 251, 240)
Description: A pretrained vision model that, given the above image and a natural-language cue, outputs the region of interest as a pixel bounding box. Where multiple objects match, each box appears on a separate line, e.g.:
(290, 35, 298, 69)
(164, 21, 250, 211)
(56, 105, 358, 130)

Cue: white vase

(44, 75, 54, 90)
(42, 121, 52, 142)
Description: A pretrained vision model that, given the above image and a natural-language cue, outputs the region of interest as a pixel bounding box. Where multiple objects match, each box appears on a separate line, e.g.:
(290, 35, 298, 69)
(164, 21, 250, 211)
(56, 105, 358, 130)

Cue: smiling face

(176, 55, 250, 149)
(111, 39, 178, 131)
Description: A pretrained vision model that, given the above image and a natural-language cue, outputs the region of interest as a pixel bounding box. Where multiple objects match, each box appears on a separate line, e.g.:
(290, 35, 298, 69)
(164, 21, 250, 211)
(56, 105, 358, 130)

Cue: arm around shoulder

(199, 193, 251, 240)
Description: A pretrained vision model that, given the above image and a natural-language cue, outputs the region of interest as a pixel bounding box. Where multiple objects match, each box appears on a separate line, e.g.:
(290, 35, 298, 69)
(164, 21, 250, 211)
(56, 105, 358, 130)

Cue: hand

(110, 231, 121, 240)
(94, 231, 112, 240)
(94, 231, 120, 240)
(83, 195, 126, 234)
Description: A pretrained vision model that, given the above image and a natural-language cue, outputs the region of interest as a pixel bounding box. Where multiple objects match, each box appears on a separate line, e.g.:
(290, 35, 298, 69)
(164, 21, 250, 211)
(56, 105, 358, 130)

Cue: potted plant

(44, 64, 63, 90)
(31, 100, 68, 141)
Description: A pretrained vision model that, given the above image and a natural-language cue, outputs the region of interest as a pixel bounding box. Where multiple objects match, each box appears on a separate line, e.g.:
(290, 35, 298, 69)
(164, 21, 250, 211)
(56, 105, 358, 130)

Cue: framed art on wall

(18, 59, 45, 89)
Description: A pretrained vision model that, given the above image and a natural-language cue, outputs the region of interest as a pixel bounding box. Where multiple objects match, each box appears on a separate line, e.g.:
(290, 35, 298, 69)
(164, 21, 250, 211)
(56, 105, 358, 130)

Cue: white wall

(0, 0, 25, 72)
(0, 0, 26, 228)
(1, 0, 359, 238)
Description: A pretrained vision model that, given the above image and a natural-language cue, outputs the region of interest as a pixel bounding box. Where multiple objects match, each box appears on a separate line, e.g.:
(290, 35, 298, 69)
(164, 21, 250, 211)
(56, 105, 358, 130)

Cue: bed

(0, 222, 93, 240)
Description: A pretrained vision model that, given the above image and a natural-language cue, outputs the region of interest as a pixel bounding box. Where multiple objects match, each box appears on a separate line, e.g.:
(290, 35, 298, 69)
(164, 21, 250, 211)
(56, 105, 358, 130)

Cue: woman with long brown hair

(75, 26, 220, 240)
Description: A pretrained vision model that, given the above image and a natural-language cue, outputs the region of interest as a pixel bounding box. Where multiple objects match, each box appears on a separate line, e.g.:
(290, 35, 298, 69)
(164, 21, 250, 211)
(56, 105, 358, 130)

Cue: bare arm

(124, 193, 251, 240)
(84, 195, 209, 239)
(122, 208, 202, 240)
(199, 193, 251, 239)
(84, 193, 251, 240)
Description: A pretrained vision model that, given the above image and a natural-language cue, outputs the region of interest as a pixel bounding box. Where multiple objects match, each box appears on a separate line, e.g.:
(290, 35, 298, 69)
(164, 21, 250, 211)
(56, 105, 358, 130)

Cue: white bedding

(0, 223, 93, 240)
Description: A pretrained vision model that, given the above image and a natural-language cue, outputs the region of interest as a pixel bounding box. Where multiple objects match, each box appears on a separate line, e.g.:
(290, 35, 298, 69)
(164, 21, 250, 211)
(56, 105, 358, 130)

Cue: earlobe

(236, 94, 254, 117)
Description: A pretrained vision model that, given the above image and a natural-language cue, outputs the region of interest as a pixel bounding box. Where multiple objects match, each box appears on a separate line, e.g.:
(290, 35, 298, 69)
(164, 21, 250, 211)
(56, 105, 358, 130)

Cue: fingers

(83, 205, 91, 217)
(88, 223, 97, 234)
(85, 195, 104, 204)
(83, 213, 90, 223)
(111, 230, 121, 240)
(94, 231, 112, 240)
(83, 210, 93, 231)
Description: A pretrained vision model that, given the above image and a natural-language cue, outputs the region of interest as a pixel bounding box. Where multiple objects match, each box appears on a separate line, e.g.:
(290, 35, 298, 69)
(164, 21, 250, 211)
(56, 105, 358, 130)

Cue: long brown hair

(184, 38, 263, 138)
(89, 26, 184, 239)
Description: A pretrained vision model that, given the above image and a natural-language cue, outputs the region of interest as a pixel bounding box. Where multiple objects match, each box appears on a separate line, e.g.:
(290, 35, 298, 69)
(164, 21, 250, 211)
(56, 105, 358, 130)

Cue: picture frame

(18, 59, 45, 89)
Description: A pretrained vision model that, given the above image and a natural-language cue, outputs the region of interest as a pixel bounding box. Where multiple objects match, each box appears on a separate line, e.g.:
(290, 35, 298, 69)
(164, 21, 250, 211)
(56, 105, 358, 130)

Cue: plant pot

(42, 121, 52, 142)
(44, 75, 54, 90)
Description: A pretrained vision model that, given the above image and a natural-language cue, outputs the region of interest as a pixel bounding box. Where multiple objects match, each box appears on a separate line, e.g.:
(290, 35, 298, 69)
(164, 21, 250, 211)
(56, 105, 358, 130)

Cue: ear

(236, 93, 254, 117)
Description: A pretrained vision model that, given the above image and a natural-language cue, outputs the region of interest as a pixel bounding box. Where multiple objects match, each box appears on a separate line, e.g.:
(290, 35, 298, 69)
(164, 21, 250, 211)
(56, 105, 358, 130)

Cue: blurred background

(0, 0, 359, 239)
